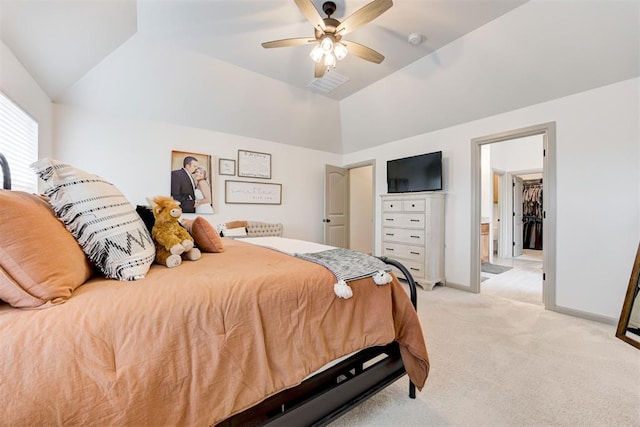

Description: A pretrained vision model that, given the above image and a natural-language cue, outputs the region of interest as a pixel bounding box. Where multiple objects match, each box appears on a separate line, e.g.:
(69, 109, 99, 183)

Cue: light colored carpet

(481, 254, 543, 306)
(329, 286, 640, 427)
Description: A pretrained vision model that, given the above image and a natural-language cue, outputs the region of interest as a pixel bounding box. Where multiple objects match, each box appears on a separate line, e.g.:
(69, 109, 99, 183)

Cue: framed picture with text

(225, 180, 281, 205)
(238, 150, 271, 179)
(219, 158, 236, 176)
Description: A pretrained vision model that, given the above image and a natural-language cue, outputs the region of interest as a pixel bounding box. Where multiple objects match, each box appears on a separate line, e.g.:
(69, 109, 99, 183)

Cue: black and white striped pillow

(32, 159, 155, 281)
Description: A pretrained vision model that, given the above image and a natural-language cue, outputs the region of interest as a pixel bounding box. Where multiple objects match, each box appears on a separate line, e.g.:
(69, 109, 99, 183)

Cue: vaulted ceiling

(1, 0, 638, 154)
(1, 0, 529, 100)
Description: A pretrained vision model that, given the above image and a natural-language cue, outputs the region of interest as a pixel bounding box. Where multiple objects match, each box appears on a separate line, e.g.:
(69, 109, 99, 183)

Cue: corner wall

(0, 40, 52, 158)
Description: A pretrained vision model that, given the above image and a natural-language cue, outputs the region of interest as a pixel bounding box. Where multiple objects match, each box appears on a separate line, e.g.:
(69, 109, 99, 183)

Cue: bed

(0, 156, 429, 426)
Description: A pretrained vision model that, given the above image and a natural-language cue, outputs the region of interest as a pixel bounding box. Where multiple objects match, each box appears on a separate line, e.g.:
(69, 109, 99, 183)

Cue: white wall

(58, 34, 343, 154)
(0, 40, 52, 158)
(53, 103, 341, 243)
(343, 78, 640, 321)
(490, 135, 543, 173)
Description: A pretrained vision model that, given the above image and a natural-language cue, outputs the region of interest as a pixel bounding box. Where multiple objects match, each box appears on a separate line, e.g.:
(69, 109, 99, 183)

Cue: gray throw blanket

(296, 248, 391, 282)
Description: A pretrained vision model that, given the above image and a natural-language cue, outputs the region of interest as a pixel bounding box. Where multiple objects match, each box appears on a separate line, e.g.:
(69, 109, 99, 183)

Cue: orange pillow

(0, 190, 93, 308)
(226, 220, 248, 230)
(182, 217, 224, 253)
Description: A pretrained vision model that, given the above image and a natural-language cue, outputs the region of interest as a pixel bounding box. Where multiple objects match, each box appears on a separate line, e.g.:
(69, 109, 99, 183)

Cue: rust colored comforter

(0, 238, 429, 426)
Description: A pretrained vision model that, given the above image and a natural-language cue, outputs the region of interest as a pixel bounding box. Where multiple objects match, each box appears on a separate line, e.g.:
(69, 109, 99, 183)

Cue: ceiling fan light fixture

(309, 45, 324, 63)
(334, 42, 348, 60)
(324, 52, 337, 67)
(320, 36, 334, 52)
(262, 0, 393, 79)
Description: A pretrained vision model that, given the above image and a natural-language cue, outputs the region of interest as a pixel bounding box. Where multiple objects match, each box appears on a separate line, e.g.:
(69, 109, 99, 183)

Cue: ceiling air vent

(307, 70, 349, 94)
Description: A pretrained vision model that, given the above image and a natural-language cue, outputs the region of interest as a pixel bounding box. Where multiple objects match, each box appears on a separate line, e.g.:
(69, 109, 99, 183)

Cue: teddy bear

(149, 196, 201, 267)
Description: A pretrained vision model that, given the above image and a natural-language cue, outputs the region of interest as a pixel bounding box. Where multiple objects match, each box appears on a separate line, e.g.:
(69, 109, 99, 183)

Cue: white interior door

(349, 164, 374, 254)
(324, 164, 349, 248)
(513, 176, 524, 257)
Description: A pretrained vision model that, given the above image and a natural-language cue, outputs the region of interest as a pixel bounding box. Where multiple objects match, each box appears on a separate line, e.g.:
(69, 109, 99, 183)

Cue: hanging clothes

(523, 180, 543, 250)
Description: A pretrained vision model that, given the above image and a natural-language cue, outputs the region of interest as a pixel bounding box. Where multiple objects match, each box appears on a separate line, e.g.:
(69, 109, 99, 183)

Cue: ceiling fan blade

(294, 0, 326, 33)
(336, 0, 393, 36)
(262, 37, 316, 48)
(314, 61, 328, 78)
(342, 40, 385, 63)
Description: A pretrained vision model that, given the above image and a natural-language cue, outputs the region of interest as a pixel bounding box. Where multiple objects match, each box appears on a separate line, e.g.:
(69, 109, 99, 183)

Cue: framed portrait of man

(170, 150, 214, 214)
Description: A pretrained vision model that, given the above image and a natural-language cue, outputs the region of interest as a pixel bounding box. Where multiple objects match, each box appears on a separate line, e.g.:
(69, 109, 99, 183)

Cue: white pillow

(32, 158, 155, 281)
(223, 227, 247, 237)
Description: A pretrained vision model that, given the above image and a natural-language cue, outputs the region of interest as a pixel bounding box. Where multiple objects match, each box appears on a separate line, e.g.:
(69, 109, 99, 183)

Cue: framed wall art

(219, 158, 236, 176)
(616, 242, 640, 349)
(225, 180, 282, 205)
(238, 150, 271, 179)
(170, 150, 214, 214)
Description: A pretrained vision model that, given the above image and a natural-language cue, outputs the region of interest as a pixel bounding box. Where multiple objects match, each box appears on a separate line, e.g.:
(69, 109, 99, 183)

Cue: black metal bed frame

(219, 257, 418, 427)
(0, 154, 419, 427)
(0, 152, 10, 190)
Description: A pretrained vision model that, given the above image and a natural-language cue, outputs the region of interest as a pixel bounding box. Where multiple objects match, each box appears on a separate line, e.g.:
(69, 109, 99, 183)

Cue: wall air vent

(307, 70, 349, 94)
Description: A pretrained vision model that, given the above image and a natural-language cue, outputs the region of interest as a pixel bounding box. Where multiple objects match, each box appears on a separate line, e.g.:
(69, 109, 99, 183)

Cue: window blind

(0, 91, 38, 192)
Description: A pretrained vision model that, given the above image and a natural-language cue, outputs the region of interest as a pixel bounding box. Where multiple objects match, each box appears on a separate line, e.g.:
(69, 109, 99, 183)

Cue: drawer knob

(386, 218, 394, 221)
(385, 248, 394, 251)
(410, 219, 420, 222)
(410, 235, 421, 239)
(410, 251, 420, 255)
(385, 233, 394, 236)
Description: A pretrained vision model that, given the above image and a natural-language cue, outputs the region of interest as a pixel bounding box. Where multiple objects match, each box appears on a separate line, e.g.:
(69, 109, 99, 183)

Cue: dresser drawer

(382, 200, 403, 212)
(382, 227, 425, 245)
(382, 213, 425, 228)
(382, 243, 425, 263)
(388, 260, 425, 281)
(402, 199, 427, 212)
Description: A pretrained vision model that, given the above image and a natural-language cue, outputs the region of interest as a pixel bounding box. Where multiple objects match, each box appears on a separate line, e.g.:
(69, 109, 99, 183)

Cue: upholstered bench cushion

(246, 221, 283, 237)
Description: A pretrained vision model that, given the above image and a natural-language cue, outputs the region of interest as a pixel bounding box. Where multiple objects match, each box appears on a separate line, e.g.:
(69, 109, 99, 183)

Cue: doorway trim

(470, 122, 557, 310)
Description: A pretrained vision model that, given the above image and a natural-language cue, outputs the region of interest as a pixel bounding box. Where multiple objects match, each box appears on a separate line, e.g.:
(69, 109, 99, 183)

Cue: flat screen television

(387, 151, 442, 193)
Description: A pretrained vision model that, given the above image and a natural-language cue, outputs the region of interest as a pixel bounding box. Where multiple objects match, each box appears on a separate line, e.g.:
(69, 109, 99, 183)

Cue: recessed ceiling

(137, 0, 530, 100)
(1, 0, 530, 101)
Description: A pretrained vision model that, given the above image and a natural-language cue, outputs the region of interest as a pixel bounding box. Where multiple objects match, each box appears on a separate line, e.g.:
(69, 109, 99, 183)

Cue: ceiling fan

(261, 0, 393, 78)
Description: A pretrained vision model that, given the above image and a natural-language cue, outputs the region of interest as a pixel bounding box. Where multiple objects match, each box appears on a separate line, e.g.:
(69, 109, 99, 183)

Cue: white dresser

(380, 192, 445, 290)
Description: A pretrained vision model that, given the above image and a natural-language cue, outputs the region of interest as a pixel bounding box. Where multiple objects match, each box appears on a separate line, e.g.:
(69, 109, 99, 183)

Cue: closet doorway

(514, 173, 543, 257)
(482, 168, 544, 305)
(470, 122, 557, 311)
